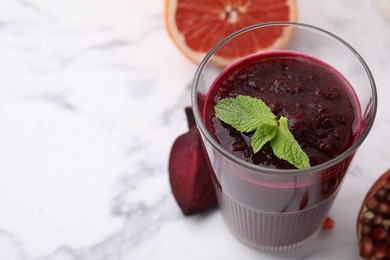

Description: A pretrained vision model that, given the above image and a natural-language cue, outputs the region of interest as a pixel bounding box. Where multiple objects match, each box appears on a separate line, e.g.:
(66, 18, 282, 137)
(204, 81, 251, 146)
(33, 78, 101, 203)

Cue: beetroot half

(168, 107, 217, 215)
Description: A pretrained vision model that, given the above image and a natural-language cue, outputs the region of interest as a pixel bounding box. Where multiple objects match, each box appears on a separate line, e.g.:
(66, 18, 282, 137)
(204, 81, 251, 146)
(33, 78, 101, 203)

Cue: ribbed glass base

(217, 189, 336, 253)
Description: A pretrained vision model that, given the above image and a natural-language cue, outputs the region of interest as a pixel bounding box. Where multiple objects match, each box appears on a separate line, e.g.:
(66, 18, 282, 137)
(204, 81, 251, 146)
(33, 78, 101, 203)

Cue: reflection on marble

(0, 0, 389, 259)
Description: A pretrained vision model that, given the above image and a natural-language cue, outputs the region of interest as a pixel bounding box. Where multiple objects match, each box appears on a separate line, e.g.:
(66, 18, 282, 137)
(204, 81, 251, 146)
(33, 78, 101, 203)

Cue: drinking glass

(191, 22, 377, 253)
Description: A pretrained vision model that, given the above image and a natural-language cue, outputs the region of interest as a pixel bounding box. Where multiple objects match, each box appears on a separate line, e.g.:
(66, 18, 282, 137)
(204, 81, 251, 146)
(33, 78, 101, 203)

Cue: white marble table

(0, 0, 389, 259)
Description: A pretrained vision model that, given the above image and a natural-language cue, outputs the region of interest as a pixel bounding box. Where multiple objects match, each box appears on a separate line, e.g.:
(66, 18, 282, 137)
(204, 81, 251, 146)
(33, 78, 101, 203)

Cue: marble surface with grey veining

(0, 0, 390, 259)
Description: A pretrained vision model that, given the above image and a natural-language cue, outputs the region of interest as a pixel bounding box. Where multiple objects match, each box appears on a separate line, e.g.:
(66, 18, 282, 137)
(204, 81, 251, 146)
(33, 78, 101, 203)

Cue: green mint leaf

(252, 123, 277, 153)
(270, 116, 311, 169)
(214, 96, 311, 169)
(214, 95, 276, 133)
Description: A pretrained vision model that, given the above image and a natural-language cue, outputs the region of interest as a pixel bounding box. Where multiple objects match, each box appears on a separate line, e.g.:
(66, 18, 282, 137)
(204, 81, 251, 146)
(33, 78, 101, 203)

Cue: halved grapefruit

(165, 0, 298, 66)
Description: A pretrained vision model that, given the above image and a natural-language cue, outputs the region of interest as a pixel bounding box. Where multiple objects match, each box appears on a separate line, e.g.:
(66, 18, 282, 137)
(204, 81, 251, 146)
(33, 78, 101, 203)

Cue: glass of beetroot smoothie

(192, 22, 377, 253)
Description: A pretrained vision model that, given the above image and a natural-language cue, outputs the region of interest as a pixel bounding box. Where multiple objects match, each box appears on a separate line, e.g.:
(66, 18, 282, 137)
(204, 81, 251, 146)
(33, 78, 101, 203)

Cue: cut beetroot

(168, 108, 217, 215)
(357, 169, 390, 259)
(185, 106, 196, 129)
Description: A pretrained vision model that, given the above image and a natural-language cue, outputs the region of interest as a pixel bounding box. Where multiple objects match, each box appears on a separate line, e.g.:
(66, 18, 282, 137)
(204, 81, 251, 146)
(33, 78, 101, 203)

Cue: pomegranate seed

(376, 188, 387, 200)
(322, 217, 334, 231)
(372, 228, 388, 240)
(363, 211, 375, 223)
(375, 244, 388, 259)
(378, 202, 390, 214)
(372, 215, 384, 226)
(360, 236, 374, 258)
(367, 197, 379, 210)
(362, 224, 371, 235)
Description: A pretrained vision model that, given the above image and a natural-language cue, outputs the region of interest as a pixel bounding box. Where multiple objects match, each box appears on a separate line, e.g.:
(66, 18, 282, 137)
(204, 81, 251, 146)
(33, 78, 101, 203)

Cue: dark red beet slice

(169, 107, 217, 216)
(357, 169, 390, 258)
(169, 127, 217, 215)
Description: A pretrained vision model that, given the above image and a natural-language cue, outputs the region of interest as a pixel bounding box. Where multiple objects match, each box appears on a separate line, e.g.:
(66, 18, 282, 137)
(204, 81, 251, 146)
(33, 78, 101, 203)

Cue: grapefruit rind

(165, 0, 299, 67)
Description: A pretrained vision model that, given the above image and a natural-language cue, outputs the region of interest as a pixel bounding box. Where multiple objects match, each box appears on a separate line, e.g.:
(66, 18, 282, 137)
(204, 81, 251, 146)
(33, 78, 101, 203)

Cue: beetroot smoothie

(202, 51, 361, 250)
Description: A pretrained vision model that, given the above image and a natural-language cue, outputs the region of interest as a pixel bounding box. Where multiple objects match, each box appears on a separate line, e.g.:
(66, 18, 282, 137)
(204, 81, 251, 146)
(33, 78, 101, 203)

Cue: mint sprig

(214, 95, 311, 169)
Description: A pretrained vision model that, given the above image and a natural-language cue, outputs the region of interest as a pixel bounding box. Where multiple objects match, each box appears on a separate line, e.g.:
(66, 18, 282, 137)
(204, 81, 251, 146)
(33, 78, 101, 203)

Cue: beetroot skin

(168, 108, 217, 215)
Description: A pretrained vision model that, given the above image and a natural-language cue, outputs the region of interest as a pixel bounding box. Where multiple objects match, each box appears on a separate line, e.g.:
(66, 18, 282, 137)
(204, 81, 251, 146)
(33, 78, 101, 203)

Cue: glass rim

(191, 21, 378, 177)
